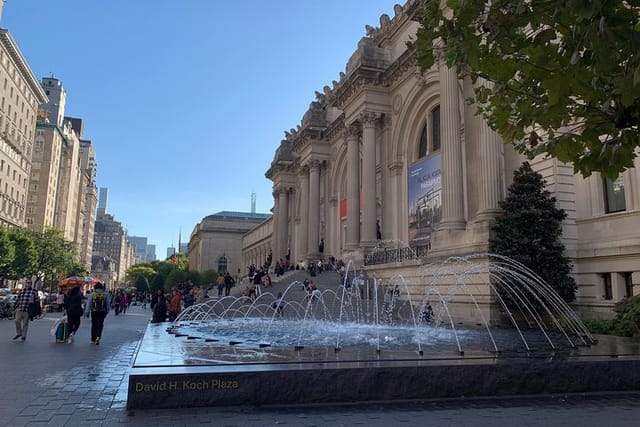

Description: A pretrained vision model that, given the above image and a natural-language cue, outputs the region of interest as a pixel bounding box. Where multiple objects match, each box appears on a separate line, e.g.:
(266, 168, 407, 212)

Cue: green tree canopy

(125, 264, 157, 286)
(6, 227, 37, 281)
(200, 270, 218, 286)
(415, 0, 640, 179)
(0, 227, 15, 282)
(490, 162, 577, 303)
(30, 228, 81, 288)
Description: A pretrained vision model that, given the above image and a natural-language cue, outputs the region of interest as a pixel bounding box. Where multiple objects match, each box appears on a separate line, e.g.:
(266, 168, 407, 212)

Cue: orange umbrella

(58, 276, 86, 289)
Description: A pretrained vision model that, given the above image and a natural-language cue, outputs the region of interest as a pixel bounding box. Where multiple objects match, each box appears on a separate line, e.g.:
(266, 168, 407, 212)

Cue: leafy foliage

(0, 227, 81, 287)
(0, 227, 15, 281)
(490, 162, 577, 303)
(6, 228, 38, 280)
(584, 295, 640, 336)
(415, 0, 640, 179)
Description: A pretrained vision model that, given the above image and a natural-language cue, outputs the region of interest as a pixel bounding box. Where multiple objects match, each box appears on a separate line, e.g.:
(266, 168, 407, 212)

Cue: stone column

(273, 189, 281, 261)
(278, 187, 289, 260)
(476, 113, 503, 219)
(471, 79, 504, 220)
(388, 162, 403, 243)
(299, 166, 309, 262)
(439, 64, 465, 229)
(361, 111, 378, 247)
(380, 114, 392, 244)
(346, 123, 361, 249)
(329, 196, 338, 255)
(307, 160, 321, 259)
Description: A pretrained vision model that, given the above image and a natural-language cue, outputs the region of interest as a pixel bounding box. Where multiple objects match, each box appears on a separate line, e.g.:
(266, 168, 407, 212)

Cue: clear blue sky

(2, 0, 394, 259)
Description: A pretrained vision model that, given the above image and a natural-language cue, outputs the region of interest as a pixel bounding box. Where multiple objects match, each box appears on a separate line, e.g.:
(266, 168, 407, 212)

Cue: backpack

(92, 291, 107, 311)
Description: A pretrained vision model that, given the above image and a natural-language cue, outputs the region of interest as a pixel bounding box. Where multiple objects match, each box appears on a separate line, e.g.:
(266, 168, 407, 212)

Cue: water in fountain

(170, 254, 596, 361)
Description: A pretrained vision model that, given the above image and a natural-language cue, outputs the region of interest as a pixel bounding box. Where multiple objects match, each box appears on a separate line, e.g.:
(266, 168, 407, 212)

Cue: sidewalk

(0, 304, 639, 426)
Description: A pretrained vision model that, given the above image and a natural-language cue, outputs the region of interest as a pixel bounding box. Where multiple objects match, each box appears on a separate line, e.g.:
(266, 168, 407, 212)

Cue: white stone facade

(189, 211, 271, 280)
(254, 0, 640, 320)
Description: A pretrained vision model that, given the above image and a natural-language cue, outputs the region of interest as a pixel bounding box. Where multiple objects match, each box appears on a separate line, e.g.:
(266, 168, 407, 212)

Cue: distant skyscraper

(146, 244, 156, 262)
(179, 243, 188, 254)
(97, 187, 108, 215)
(166, 246, 176, 259)
(128, 235, 148, 264)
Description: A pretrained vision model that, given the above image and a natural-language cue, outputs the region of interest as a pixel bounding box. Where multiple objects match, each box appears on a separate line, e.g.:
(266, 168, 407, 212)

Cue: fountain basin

(126, 322, 640, 409)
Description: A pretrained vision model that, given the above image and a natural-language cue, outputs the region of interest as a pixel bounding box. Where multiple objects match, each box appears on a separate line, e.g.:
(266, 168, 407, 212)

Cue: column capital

(308, 159, 321, 171)
(346, 122, 361, 140)
(360, 110, 379, 127)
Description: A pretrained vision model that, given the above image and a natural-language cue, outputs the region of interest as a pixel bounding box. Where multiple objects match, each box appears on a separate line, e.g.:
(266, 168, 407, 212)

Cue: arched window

(418, 122, 428, 158)
(432, 106, 441, 151)
(217, 256, 228, 273)
(417, 105, 441, 160)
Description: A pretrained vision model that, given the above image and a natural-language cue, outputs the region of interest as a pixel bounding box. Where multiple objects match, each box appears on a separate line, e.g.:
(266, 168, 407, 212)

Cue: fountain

(127, 254, 640, 410)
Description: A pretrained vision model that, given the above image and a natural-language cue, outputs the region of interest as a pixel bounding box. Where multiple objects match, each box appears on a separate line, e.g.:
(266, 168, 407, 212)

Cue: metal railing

(364, 244, 429, 266)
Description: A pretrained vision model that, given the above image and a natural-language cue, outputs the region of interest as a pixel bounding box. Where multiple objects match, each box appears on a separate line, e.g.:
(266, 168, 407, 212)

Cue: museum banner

(408, 154, 441, 246)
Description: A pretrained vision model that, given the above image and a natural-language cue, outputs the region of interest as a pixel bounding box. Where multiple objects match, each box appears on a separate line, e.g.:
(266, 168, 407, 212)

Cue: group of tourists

(11, 281, 111, 345)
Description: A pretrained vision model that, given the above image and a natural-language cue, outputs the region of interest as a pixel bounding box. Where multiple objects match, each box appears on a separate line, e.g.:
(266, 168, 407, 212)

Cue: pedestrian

(151, 292, 167, 323)
(168, 288, 182, 322)
(224, 272, 235, 296)
(216, 274, 225, 298)
(12, 281, 40, 342)
(272, 292, 285, 316)
(63, 286, 83, 343)
(84, 283, 111, 345)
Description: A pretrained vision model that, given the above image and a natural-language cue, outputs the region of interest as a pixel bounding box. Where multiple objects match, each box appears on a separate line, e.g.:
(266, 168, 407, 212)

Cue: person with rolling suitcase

(63, 286, 83, 343)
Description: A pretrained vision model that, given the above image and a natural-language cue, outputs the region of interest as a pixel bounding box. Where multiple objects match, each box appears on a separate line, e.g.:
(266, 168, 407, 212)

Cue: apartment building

(0, 29, 47, 227)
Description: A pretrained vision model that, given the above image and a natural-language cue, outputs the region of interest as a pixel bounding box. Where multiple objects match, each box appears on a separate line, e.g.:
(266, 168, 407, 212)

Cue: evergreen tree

(490, 162, 577, 303)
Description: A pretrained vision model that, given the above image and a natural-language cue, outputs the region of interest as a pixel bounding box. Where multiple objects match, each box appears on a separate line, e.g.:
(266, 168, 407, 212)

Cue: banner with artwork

(408, 154, 441, 245)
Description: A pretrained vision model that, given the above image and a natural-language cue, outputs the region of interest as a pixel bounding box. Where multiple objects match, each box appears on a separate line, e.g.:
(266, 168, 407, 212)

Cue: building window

(217, 256, 228, 273)
(432, 106, 441, 151)
(602, 273, 612, 300)
(417, 105, 441, 159)
(604, 176, 626, 213)
(418, 122, 428, 158)
(624, 272, 633, 298)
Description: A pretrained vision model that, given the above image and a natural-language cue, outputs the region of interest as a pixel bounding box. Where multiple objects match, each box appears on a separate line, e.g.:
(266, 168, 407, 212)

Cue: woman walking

(63, 286, 83, 343)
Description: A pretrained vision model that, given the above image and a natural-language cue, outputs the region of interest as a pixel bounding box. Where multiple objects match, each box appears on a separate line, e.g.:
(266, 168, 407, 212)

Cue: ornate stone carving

(360, 111, 379, 126)
(308, 159, 321, 170)
(346, 122, 361, 139)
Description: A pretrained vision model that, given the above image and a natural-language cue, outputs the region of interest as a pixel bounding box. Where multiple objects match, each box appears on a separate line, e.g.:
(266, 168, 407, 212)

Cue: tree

(6, 227, 37, 281)
(29, 229, 80, 289)
(200, 270, 218, 286)
(125, 264, 157, 287)
(415, 0, 640, 179)
(0, 227, 15, 284)
(490, 162, 577, 303)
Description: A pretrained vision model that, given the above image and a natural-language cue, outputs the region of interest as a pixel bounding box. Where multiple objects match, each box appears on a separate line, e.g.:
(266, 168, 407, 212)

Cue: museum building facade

(250, 0, 639, 320)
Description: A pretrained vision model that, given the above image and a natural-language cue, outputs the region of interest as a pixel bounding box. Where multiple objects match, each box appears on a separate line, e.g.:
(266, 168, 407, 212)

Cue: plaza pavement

(0, 303, 639, 427)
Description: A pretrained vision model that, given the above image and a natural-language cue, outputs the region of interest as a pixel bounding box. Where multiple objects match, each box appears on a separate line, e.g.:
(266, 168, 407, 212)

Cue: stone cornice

(265, 161, 296, 180)
(382, 47, 418, 88)
(366, 0, 426, 44)
(0, 29, 48, 104)
(326, 66, 385, 110)
(323, 114, 345, 142)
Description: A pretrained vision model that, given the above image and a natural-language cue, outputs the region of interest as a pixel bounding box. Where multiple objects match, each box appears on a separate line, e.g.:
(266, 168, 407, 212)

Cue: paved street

(0, 304, 639, 427)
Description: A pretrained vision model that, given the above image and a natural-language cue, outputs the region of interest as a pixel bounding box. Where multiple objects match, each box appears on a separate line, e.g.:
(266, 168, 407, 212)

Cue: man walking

(84, 283, 111, 345)
(13, 281, 40, 342)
